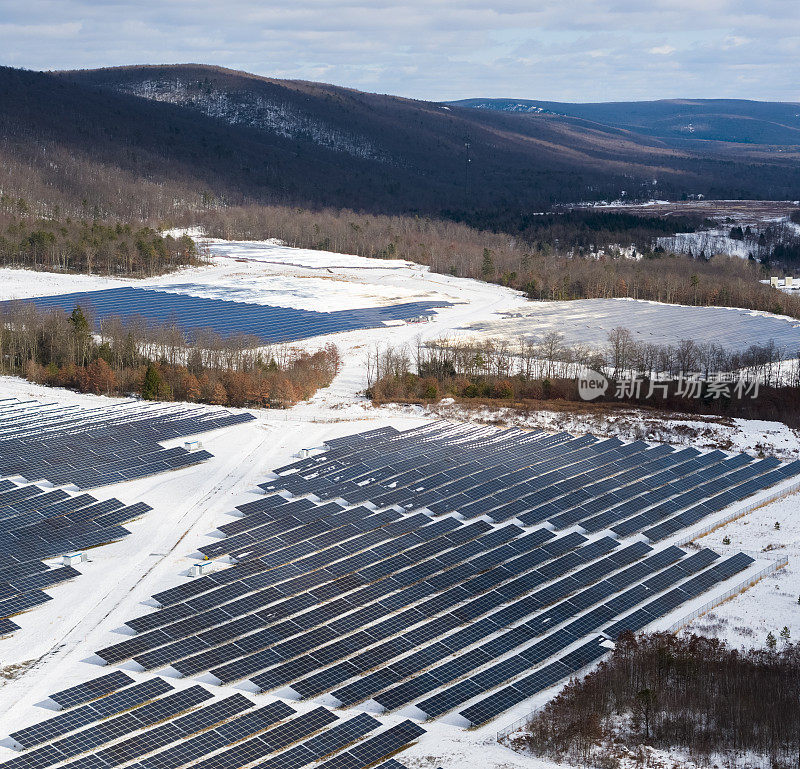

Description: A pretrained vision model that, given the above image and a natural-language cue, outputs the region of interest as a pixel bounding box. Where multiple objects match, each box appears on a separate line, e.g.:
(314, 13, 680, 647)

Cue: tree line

(0, 205, 203, 275)
(509, 632, 800, 769)
(0, 302, 339, 407)
(8, 64, 800, 230)
(187, 204, 800, 320)
(364, 333, 800, 425)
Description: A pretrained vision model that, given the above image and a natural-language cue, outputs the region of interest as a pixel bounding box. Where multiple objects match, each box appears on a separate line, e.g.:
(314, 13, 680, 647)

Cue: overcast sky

(0, 0, 798, 102)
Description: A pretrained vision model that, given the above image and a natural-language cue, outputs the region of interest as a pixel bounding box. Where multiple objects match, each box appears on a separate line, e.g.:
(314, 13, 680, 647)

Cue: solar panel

(48, 671, 136, 710)
(14, 417, 784, 741)
(10, 678, 174, 748)
(313, 721, 425, 769)
(2, 288, 452, 345)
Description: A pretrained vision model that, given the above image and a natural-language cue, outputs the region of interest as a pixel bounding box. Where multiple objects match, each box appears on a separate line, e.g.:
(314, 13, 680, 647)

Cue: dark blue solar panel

(3, 287, 452, 344)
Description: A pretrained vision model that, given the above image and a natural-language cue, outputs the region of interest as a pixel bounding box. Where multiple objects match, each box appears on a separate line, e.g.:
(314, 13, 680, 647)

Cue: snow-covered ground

(1, 239, 800, 769)
(656, 229, 754, 259)
(0, 238, 480, 313)
(7, 239, 800, 360)
(687, 492, 800, 650)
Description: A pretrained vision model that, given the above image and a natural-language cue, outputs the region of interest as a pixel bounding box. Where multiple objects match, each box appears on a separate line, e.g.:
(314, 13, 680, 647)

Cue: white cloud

(0, 0, 796, 101)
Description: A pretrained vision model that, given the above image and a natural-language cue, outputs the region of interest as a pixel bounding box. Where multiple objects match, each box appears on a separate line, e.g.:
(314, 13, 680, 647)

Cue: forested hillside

(1, 62, 798, 310)
(1, 64, 798, 231)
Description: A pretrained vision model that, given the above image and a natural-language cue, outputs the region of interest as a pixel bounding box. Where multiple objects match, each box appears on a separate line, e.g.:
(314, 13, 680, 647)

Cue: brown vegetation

(365, 336, 800, 426)
(509, 632, 800, 768)
(190, 205, 800, 319)
(1, 302, 339, 407)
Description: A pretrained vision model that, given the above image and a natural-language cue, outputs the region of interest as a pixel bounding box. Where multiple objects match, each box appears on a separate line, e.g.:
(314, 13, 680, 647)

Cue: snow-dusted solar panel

(466, 298, 800, 352)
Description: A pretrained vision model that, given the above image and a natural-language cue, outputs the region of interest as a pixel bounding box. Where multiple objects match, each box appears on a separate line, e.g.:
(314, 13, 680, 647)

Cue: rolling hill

(1, 64, 798, 227)
(450, 97, 800, 146)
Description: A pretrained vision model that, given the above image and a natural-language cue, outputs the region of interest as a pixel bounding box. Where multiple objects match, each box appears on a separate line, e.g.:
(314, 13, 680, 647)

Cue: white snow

(656, 229, 755, 259)
(118, 79, 389, 162)
(1, 238, 799, 769)
(685, 490, 800, 650)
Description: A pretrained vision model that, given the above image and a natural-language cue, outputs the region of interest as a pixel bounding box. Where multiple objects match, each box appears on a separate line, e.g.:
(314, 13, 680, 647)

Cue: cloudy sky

(0, 0, 798, 102)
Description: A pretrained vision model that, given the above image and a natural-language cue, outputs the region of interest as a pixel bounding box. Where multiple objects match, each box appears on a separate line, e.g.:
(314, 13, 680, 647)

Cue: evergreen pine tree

(481, 248, 494, 278)
(142, 364, 162, 401)
(69, 305, 91, 366)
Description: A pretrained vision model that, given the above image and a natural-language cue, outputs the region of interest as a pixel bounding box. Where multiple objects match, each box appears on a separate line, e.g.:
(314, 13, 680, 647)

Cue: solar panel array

(0, 397, 255, 636)
(268, 422, 799, 541)
(1, 673, 419, 769)
(89, 422, 789, 728)
(2, 418, 789, 764)
(0, 478, 156, 637)
(0, 398, 255, 488)
(0, 287, 452, 344)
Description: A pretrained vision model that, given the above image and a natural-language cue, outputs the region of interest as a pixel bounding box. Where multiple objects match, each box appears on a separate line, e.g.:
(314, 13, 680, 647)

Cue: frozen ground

(0, 239, 484, 314)
(6, 239, 800, 358)
(1, 240, 800, 769)
(656, 229, 753, 259)
(687, 491, 800, 650)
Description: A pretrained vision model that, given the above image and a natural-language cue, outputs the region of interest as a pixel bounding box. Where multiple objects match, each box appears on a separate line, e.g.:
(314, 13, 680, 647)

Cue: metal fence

(495, 555, 787, 744)
(670, 477, 800, 546)
(663, 555, 787, 634)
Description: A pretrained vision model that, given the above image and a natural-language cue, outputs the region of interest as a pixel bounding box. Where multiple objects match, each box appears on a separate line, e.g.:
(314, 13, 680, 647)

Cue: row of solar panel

(0, 479, 157, 636)
(0, 398, 256, 637)
(0, 398, 254, 489)
(3, 673, 419, 769)
(269, 421, 799, 547)
(100, 485, 758, 727)
(0, 286, 451, 344)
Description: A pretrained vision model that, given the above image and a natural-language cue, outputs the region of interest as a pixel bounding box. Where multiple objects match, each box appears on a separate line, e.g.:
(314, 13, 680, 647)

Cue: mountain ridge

(449, 97, 800, 145)
(0, 64, 798, 227)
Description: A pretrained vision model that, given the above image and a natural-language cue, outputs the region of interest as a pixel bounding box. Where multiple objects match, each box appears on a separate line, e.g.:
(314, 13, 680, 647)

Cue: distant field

(571, 199, 799, 223)
(462, 298, 800, 352)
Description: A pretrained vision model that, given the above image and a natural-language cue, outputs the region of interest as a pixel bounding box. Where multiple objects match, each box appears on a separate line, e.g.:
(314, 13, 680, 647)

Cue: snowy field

(0, 376, 796, 769)
(463, 297, 800, 352)
(656, 229, 754, 258)
(1, 239, 800, 769)
(688, 492, 800, 650)
(0, 239, 468, 313)
(3, 238, 799, 356)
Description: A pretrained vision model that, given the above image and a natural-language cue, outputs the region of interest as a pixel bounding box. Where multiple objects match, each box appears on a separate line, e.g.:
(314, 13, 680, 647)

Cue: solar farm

(0, 398, 254, 489)
(0, 287, 452, 345)
(1, 411, 797, 769)
(465, 298, 800, 351)
(0, 398, 255, 638)
(1, 238, 800, 769)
